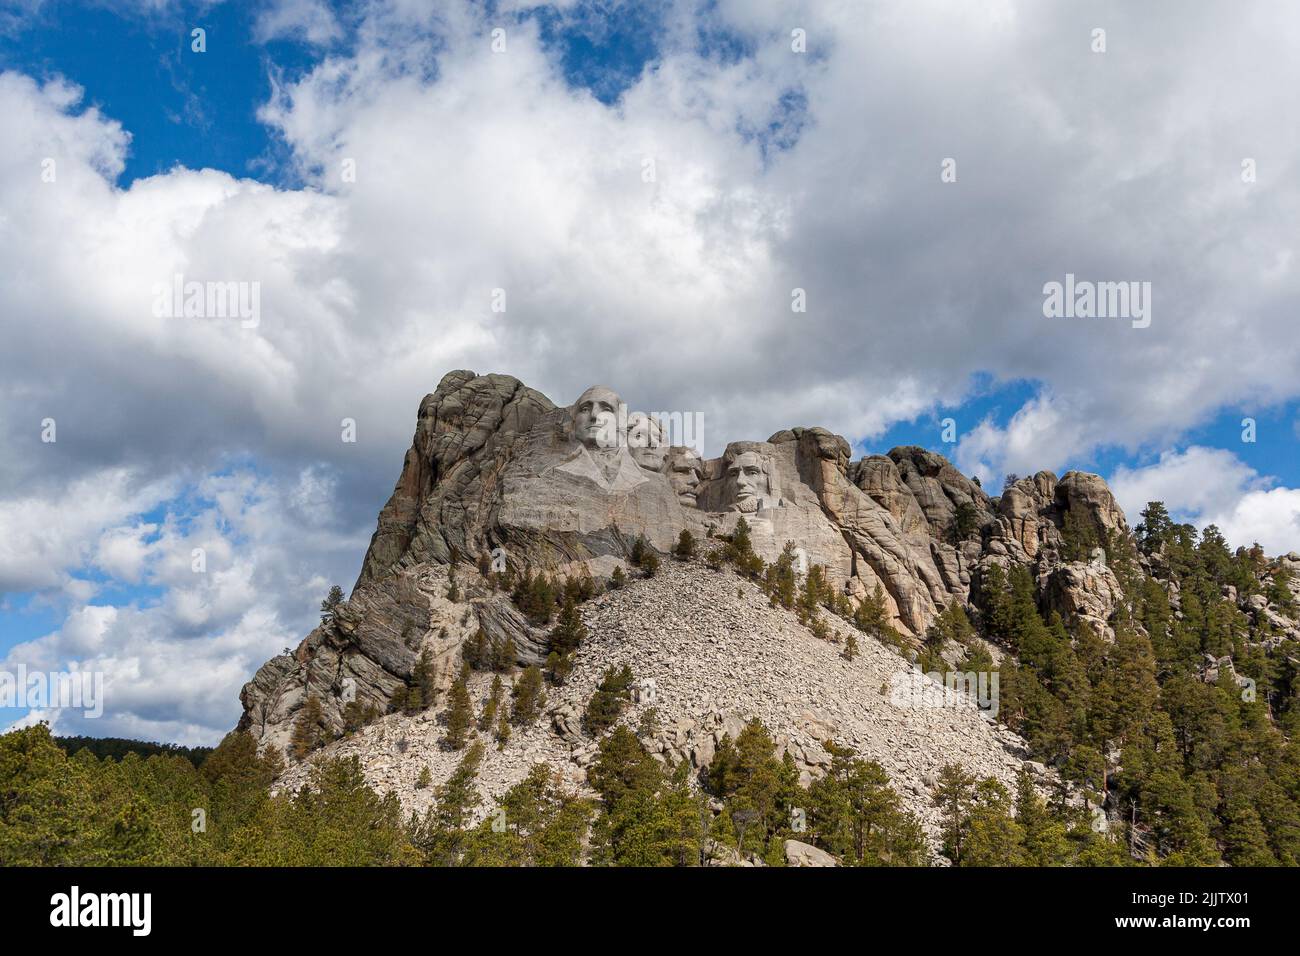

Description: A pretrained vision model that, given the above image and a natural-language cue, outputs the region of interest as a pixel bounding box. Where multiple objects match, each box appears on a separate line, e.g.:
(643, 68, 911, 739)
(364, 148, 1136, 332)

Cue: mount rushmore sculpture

(238, 370, 1129, 749)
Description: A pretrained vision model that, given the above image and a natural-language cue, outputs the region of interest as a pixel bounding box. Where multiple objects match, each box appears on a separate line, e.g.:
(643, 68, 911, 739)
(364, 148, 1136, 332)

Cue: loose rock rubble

(279, 561, 1036, 850)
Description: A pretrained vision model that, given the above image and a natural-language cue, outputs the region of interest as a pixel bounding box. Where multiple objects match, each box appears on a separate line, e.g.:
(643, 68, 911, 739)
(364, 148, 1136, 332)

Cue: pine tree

(494, 707, 512, 750)
(413, 742, 484, 865)
(412, 647, 438, 705)
(961, 779, 1026, 866)
(291, 695, 325, 760)
(491, 635, 516, 674)
(674, 529, 696, 560)
(479, 675, 503, 731)
(545, 650, 572, 685)
(853, 583, 900, 648)
(806, 741, 926, 865)
(443, 674, 473, 750)
(1014, 770, 1071, 866)
(949, 501, 980, 544)
(933, 763, 976, 864)
(320, 585, 345, 623)
(641, 551, 660, 577)
(462, 628, 489, 669)
(581, 665, 635, 737)
(550, 597, 588, 656)
(510, 666, 546, 726)
(1136, 501, 1173, 554)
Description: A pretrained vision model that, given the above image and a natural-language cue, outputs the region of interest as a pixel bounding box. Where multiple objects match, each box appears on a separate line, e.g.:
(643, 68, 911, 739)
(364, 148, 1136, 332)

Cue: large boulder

(784, 839, 839, 867)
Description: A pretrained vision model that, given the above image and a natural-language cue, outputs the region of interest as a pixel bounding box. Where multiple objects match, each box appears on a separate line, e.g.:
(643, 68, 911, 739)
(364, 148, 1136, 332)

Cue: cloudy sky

(1, 0, 1298, 744)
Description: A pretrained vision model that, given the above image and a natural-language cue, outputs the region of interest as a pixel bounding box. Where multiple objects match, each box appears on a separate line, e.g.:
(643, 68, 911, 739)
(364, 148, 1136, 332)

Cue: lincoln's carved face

(666, 447, 703, 506)
(573, 386, 622, 450)
(726, 451, 772, 513)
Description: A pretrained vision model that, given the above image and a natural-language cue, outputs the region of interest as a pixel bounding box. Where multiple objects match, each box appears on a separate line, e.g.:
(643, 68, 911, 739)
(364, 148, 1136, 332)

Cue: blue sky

(1, 0, 1298, 743)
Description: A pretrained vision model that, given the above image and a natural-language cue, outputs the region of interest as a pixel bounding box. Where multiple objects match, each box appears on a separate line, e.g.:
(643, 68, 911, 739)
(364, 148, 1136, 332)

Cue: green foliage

(673, 530, 697, 560)
(460, 764, 593, 866)
(511, 570, 558, 624)
(1, 723, 412, 866)
(949, 501, 980, 544)
(724, 518, 765, 578)
(1136, 501, 1173, 554)
(1060, 507, 1100, 562)
(806, 741, 927, 865)
(704, 719, 800, 857)
(640, 551, 661, 577)
(413, 743, 484, 866)
(765, 542, 799, 609)
(462, 628, 490, 670)
(549, 597, 587, 657)
(479, 675, 504, 732)
(413, 647, 438, 705)
(54, 736, 211, 766)
(491, 635, 516, 674)
(291, 695, 327, 760)
(510, 666, 546, 726)
(320, 584, 345, 622)
(581, 665, 634, 737)
(443, 675, 474, 750)
(853, 583, 902, 650)
(966, 503, 1300, 867)
(588, 726, 706, 866)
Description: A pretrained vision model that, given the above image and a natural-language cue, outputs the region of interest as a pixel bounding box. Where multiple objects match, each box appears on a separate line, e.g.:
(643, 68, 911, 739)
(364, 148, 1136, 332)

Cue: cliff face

(236, 369, 1137, 756)
(361, 371, 1132, 629)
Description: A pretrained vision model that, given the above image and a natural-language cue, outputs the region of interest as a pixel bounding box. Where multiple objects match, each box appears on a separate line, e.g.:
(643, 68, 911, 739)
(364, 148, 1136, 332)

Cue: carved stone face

(626, 412, 667, 472)
(666, 447, 703, 506)
(573, 385, 623, 450)
(725, 450, 773, 513)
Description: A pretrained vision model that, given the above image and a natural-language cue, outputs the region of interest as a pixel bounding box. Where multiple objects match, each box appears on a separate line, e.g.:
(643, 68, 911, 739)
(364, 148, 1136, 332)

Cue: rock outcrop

(237, 369, 1145, 852)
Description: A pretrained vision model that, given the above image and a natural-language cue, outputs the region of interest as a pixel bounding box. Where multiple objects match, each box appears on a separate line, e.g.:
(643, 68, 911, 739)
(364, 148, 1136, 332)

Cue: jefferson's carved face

(726, 451, 770, 513)
(626, 412, 667, 471)
(666, 447, 703, 506)
(573, 386, 622, 450)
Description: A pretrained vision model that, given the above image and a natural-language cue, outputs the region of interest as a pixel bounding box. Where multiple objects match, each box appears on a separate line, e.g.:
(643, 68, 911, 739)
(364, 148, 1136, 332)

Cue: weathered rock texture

(238, 370, 1143, 848)
(273, 562, 1039, 851)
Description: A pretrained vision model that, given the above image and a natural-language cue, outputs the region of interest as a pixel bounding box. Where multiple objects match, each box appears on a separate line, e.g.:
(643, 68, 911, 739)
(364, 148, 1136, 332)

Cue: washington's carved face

(666, 447, 703, 506)
(726, 451, 771, 513)
(573, 386, 622, 450)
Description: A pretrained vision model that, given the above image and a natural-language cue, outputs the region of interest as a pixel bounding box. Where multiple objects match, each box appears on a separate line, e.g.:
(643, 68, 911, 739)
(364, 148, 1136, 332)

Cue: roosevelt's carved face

(573, 386, 623, 450)
(666, 447, 703, 506)
(726, 451, 772, 513)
